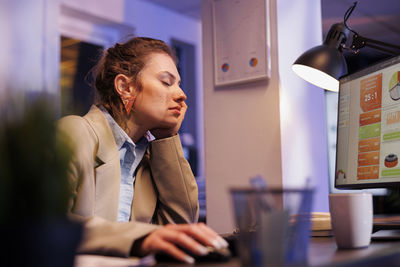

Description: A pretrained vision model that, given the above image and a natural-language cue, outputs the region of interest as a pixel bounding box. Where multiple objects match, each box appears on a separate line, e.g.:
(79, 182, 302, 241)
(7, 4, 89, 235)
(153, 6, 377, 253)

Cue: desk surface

(155, 236, 400, 267)
(309, 236, 400, 266)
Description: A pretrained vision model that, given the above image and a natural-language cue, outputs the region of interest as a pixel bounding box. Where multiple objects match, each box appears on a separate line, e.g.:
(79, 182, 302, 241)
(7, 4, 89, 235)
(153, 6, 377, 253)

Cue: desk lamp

(292, 1, 400, 92)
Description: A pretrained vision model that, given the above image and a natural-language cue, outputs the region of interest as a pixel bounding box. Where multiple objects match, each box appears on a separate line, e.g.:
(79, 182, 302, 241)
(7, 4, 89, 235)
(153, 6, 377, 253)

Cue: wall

(277, 0, 330, 211)
(0, 0, 60, 101)
(203, 0, 330, 234)
(202, 0, 283, 234)
(60, 0, 202, 46)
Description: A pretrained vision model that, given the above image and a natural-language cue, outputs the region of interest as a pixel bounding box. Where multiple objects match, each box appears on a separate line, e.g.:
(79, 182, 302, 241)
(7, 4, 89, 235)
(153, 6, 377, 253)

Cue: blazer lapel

(84, 105, 121, 221)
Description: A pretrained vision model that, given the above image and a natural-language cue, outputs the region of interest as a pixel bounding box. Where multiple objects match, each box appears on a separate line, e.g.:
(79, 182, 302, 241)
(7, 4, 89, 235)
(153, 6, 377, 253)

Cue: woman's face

(132, 52, 186, 130)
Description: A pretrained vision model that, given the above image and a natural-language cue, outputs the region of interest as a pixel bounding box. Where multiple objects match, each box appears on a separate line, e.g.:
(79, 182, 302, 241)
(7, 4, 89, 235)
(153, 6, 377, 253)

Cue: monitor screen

(335, 55, 400, 189)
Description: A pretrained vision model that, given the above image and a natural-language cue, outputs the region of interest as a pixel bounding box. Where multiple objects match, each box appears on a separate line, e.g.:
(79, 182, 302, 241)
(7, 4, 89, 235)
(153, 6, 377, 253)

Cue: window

(60, 36, 102, 116)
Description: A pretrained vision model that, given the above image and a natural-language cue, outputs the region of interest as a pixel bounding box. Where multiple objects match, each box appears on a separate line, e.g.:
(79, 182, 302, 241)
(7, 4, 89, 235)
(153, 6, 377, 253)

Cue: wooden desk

(309, 236, 400, 266)
(156, 236, 400, 266)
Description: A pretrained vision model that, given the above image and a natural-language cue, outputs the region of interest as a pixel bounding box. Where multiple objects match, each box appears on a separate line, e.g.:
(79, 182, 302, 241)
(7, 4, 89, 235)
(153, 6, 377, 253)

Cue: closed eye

(162, 81, 171, 86)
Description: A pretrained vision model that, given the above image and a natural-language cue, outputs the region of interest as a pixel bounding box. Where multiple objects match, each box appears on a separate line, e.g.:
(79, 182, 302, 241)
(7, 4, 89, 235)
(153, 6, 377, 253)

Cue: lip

(169, 106, 181, 111)
(169, 106, 181, 115)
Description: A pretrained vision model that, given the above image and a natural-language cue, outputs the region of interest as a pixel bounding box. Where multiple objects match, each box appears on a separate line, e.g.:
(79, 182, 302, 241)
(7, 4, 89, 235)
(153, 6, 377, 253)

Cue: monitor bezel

(335, 55, 400, 190)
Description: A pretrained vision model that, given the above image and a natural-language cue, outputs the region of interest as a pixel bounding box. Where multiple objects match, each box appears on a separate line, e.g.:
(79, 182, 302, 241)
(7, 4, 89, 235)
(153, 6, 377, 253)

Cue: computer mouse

(155, 245, 232, 263)
(194, 246, 231, 262)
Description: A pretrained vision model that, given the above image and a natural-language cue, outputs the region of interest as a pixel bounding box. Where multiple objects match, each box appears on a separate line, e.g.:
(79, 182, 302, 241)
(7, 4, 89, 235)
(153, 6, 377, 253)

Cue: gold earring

(121, 95, 134, 115)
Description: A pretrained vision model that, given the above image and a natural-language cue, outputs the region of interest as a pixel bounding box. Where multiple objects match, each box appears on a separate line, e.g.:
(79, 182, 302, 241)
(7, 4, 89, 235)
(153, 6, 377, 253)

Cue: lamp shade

(292, 45, 347, 92)
(292, 23, 350, 92)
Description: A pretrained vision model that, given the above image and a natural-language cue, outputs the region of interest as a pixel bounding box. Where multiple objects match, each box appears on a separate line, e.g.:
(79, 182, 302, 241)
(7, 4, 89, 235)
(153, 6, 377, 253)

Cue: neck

(103, 105, 148, 143)
(123, 118, 148, 143)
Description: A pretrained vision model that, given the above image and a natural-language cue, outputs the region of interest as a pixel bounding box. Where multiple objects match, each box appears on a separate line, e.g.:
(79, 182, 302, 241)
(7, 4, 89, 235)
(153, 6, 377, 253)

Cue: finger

(175, 224, 216, 247)
(162, 227, 209, 256)
(197, 223, 229, 249)
(156, 238, 195, 264)
(180, 102, 187, 115)
(170, 223, 228, 249)
(182, 101, 187, 110)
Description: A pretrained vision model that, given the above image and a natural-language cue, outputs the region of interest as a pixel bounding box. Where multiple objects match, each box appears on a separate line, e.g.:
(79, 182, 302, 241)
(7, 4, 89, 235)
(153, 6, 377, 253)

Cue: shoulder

(57, 107, 118, 162)
(57, 106, 104, 142)
(57, 115, 99, 156)
(58, 115, 96, 140)
(58, 115, 86, 128)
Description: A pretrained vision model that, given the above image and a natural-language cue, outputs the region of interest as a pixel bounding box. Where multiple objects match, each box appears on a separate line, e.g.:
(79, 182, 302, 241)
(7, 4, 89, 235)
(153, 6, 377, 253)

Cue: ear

(114, 74, 134, 97)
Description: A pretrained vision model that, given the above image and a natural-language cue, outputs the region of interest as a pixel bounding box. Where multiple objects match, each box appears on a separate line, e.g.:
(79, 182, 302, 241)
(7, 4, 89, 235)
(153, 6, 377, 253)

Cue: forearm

(76, 216, 159, 257)
(149, 134, 199, 224)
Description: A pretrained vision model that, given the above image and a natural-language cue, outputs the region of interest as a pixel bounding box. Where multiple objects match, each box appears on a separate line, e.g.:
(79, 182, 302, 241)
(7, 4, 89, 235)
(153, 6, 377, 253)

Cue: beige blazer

(57, 105, 199, 256)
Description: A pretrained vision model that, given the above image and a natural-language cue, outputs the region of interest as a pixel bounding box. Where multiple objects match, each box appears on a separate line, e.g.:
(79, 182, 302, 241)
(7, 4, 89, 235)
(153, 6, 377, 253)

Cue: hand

(150, 102, 187, 139)
(140, 223, 228, 263)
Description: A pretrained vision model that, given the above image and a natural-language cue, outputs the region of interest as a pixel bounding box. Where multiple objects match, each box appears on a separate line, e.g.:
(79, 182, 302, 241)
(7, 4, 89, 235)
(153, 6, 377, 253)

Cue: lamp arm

(351, 34, 400, 55)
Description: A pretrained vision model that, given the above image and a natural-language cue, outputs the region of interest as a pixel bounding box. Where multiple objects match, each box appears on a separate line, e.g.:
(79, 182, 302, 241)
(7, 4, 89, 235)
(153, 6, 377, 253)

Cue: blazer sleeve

(148, 134, 199, 224)
(57, 116, 158, 257)
(57, 115, 97, 215)
(72, 215, 159, 257)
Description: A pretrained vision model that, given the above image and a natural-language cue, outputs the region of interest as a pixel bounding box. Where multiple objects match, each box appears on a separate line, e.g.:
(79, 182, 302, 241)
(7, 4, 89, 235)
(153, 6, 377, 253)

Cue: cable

(343, 1, 359, 35)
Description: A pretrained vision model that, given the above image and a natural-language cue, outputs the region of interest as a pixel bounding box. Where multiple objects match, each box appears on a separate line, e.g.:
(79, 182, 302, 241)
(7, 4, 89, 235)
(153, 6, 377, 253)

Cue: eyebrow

(160, 71, 181, 85)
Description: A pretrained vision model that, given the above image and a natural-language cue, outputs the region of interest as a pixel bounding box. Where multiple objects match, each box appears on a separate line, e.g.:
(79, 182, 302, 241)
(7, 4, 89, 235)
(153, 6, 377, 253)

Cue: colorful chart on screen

(335, 56, 400, 188)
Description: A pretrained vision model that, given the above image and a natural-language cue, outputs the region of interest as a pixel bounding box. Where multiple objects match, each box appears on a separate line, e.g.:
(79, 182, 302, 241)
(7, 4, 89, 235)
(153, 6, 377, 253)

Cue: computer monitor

(335, 55, 400, 189)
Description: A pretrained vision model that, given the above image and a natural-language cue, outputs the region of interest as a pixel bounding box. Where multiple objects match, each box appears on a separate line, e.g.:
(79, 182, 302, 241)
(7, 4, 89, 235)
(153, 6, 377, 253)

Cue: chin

(158, 119, 178, 129)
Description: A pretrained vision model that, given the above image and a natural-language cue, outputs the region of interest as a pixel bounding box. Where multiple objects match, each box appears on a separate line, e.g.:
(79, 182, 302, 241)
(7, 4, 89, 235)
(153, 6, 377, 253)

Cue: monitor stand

(372, 215, 400, 240)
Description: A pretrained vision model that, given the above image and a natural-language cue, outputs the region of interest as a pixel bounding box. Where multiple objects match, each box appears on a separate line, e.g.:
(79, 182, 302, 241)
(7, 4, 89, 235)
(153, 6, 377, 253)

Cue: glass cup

(231, 188, 314, 267)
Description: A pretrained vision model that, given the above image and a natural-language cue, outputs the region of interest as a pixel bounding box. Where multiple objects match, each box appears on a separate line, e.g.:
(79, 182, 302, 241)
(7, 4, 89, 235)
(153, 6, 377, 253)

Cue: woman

(58, 37, 227, 263)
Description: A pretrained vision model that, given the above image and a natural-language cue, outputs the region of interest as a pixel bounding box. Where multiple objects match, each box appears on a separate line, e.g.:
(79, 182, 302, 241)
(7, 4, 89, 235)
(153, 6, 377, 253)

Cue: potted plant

(0, 97, 82, 267)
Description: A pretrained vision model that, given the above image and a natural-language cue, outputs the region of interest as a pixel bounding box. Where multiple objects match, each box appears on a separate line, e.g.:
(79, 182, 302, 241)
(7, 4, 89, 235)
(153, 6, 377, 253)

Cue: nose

(175, 86, 187, 103)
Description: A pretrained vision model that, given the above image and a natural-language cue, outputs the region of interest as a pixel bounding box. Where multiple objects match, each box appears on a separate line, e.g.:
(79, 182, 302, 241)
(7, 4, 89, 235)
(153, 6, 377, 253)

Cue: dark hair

(93, 37, 175, 127)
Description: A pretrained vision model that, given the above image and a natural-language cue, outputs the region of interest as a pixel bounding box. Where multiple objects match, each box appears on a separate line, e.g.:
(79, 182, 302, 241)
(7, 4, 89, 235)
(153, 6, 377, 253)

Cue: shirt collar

(98, 105, 150, 150)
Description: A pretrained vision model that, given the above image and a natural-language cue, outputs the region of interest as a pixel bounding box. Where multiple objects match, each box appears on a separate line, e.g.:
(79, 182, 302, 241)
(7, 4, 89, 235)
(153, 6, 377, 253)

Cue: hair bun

(107, 43, 122, 57)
